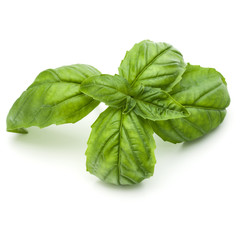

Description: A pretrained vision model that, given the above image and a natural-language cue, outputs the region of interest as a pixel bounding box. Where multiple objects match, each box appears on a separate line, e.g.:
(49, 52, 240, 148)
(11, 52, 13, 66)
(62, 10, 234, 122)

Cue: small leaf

(86, 107, 156, 185)
(7, 64, 101, 133)
(118, 40, 186, 91)
(133, 85, 189, 121)
(80, 74, 130, 109)
(150, 64, 230, 143)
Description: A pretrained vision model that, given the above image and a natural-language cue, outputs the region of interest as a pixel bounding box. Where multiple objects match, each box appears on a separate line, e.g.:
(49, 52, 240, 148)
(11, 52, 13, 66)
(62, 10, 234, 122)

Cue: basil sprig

(6, 40, 230, 185)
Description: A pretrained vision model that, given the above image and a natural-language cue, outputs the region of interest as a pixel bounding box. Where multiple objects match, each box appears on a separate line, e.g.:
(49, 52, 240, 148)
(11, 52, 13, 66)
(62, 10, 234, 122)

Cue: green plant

(6, 40, 230, 185)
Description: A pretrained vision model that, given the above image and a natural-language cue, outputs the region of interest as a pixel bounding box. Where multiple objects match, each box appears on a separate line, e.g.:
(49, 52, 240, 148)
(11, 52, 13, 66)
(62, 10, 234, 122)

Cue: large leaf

(7, 64, 101, 133)
(118, 40, 186, 91)
(150, 64, 230, 143)
(86, 107, 156, 185)
(80, 74, 189, 121)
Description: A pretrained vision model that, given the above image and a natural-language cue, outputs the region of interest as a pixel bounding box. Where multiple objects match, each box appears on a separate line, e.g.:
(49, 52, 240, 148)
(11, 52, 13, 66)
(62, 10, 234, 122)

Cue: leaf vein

(131, 45, 172, 86)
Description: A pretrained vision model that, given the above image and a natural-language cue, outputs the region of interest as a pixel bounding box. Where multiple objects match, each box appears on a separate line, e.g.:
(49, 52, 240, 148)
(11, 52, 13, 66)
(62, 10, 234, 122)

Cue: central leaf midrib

(117, 111, 124, 185)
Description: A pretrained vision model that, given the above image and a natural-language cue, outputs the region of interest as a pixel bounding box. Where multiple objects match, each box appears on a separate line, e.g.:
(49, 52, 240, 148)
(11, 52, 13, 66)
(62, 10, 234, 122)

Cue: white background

(0, 0, 239, 239)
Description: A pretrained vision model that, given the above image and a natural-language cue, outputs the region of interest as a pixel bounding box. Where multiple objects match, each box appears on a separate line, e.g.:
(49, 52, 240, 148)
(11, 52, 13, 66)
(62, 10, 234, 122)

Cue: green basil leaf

(80, 74, 130, 109)
(118, 40, 186, 91)
(150, 64, 230, 143)
(7, 64, 101, 133)
(86, 107, 156, 185)
(133, 85, 189, 121)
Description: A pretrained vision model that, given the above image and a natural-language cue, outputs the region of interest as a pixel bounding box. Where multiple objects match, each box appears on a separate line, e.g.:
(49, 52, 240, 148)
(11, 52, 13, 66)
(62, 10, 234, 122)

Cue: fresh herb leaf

(7, 64, 101, 133)
(118, 40, 186, 91)
(150, 64, 230, 143)
(132, 85, 189, 121)
(80, 74, 131, 109)
(86, 107, 156, 185)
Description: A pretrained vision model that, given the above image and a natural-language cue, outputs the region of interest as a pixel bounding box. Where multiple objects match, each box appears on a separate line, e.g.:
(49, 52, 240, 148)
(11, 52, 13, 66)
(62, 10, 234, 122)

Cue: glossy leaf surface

(7, 64, 101, 133)
(150, 64, 230, 143)
(118, 40, 186, 91)
(86, 107, 156, 185)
